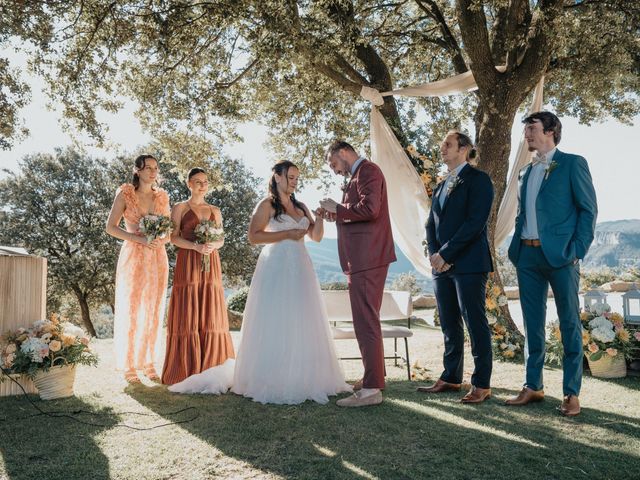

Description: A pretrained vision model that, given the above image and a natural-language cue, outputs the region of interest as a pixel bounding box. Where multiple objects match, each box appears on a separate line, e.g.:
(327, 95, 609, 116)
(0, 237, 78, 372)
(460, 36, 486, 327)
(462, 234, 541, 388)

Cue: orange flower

(503, 350, 515, 358)
(606, 348, 618, 357)
(486, 297, 497, 310)
(49, 340, 62, 352)
(494, 324, 506, 335)
(588, 343, 599, 353)
(582, 330, 590, 346)
(609, 312, 623, 323)
(616, 329, 630, 343)
(553, 327, 562, 341)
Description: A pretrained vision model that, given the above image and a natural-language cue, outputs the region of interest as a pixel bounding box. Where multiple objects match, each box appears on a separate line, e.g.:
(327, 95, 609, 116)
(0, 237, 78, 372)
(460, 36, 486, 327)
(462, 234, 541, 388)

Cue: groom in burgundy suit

(319, 140, 396, 407)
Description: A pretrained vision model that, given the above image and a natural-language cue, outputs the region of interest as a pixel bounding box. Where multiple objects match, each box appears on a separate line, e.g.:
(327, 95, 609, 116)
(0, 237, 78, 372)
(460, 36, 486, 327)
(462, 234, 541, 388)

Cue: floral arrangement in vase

(0, 314, 98, 380)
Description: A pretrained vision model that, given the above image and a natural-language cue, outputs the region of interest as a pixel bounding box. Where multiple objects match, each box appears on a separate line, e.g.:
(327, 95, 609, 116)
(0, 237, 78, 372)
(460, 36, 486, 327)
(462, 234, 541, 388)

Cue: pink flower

(588, 343, 599, 353)
(634, 332, 640, 342)
(606, 348, 618, 357)
(80, 337, 90, 346)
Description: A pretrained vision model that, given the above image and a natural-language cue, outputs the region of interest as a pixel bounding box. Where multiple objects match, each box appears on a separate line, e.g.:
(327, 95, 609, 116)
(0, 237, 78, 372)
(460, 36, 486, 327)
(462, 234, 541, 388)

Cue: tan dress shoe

(416, 378, 462, 393)
(504, 387, 545, 406)
(336, 391, 383, 407)
(558, 395, 580, 417)
(461, 386, 491, 404)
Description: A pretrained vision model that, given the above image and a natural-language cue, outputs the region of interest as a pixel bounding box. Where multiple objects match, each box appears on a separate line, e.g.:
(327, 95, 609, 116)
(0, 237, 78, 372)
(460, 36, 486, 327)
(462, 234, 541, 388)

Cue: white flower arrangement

(591, 326, 616, 343)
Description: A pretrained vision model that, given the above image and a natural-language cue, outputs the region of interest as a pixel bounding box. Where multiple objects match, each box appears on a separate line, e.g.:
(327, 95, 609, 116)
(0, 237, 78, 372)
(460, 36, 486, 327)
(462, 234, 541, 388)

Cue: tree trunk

(72, 286, 97, 337)
(476, 105, 522, 336)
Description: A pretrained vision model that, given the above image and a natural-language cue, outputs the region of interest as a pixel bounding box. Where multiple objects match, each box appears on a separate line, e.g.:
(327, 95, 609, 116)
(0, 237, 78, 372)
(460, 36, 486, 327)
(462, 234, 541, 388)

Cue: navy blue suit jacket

(425, 163, 494, 277)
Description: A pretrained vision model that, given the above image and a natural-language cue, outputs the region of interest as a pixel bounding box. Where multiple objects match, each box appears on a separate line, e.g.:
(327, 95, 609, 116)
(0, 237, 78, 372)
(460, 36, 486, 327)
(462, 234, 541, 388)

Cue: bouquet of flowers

(138, 214, 174, 243)
(194, 219, 224, 272)
(581, 303, 633, 361)
(0, 314, 98, 380)
(546, 303, 633, 366)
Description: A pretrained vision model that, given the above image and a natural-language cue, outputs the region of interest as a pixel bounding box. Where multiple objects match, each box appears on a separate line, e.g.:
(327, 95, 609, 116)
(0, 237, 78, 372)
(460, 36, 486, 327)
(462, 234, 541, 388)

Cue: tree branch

(414, 0, 468, 74)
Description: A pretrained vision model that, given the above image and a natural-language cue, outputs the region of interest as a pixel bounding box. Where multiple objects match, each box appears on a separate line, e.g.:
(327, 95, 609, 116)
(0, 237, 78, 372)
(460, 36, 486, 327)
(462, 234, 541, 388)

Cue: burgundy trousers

(347, 265, 389, 389)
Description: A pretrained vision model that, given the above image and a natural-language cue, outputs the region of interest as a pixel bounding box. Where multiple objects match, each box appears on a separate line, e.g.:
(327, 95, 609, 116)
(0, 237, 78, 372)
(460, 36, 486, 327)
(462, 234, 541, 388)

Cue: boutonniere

(447, 175, 463, 195)
(544, 160, 558, 180)
(340, 179, 349, 192)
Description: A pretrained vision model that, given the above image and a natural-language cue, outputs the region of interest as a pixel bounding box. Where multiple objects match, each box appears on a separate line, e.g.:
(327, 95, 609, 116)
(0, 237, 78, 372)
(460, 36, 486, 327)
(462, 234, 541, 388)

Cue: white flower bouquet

(194, 219, 224, 272)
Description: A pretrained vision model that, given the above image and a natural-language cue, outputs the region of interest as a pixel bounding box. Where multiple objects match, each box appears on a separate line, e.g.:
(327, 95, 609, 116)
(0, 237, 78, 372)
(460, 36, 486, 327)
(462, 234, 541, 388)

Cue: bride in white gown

(169, 160, 351, 404)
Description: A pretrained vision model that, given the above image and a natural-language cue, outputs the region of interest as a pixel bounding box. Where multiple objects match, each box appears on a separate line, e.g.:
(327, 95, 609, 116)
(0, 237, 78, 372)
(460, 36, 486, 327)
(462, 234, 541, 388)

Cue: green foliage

(320, 282, 349, 291)
(0, 149, 119, 336)
(390, 272, 422, 296)
(227, 287, 250, 313)
(580, 267, 619, 289)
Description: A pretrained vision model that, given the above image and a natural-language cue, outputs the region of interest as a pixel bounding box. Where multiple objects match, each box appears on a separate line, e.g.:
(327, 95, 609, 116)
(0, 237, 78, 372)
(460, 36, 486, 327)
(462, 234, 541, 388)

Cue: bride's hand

(286, 229, 307, 241)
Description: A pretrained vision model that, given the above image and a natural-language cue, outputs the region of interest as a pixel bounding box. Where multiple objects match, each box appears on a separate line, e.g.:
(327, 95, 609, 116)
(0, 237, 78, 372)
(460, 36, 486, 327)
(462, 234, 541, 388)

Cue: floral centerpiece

(194, 219, 224, 272)
(138, 214, 174, 243)
(546, 303, 632, 378)
(0, 314, 98, 399)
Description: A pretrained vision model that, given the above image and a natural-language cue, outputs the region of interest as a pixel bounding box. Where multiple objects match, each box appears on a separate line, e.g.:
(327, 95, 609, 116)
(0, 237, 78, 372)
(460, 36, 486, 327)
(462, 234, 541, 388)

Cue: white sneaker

(336, 390, 383, 407)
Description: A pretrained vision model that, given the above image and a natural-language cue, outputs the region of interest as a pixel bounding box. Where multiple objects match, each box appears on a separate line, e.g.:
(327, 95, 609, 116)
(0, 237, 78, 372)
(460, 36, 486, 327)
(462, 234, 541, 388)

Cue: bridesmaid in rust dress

(161, 167, 235, 385)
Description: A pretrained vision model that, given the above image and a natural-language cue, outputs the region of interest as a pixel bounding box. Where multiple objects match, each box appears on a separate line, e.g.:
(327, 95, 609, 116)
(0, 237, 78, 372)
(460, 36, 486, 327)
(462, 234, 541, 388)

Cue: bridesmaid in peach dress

(106, 155, 170, 383)
(161, 167, 235, 385)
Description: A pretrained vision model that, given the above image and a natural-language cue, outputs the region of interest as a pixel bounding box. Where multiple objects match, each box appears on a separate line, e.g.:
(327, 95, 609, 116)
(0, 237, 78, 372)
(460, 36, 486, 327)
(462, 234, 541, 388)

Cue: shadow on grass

(0, 394, 117, 480)
(126, 380, 640, 480)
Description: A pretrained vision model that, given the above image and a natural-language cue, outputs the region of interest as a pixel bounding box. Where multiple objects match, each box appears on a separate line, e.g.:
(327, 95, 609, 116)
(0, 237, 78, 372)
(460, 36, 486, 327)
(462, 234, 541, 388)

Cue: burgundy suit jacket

(336, 160, 396, 274)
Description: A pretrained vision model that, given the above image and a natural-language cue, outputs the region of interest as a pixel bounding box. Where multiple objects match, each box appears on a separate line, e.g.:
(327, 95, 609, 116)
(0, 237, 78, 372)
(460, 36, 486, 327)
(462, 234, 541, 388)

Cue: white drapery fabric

(361, 70, 544, 277)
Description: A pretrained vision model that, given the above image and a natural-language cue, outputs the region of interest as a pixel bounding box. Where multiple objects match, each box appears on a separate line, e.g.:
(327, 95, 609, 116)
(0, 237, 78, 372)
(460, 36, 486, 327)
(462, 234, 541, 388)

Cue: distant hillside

(307, 220, 640, 292)
(583, 219, 640, 268)
(501, 219, 640, 269)
(306, 238, 433, 293)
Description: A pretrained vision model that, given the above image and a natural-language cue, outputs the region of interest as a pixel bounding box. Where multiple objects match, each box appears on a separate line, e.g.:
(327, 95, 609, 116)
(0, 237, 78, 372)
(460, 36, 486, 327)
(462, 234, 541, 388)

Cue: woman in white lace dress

(169, 161, 350, 404)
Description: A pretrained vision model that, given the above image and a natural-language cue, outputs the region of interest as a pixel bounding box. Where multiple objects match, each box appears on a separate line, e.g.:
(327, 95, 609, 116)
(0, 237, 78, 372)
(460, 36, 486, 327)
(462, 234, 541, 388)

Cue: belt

(521, 239, 541, 247)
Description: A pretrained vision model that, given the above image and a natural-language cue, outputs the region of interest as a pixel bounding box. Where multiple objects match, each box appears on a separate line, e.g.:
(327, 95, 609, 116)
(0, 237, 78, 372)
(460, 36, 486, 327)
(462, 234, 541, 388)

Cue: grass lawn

(1, 326, 639, 480)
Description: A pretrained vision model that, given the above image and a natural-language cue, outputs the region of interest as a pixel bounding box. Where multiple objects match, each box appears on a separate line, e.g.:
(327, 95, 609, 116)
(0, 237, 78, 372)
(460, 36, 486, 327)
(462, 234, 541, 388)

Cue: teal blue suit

(508, 150, 597, 396)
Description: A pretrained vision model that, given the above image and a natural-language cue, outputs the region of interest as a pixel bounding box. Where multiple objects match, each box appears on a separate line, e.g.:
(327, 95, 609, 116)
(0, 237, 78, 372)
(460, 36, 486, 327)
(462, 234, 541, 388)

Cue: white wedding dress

(169, 214, 351, 404)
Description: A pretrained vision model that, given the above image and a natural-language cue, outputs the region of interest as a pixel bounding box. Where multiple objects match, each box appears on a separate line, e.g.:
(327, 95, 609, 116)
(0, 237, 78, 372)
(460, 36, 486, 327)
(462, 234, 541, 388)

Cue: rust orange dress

(113, 184, 170, 372)
(161, 207, 235, 385)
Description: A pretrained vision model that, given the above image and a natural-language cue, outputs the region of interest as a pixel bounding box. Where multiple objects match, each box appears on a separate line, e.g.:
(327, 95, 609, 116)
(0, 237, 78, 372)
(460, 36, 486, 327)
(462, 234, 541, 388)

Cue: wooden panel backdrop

(0, 255, 47, 396)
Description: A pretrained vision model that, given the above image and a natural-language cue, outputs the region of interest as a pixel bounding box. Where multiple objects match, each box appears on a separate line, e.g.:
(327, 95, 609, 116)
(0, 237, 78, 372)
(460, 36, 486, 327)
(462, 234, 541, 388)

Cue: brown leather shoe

(352, 379, 363, 391)
(558, 395, 580, 417)
(416, 378, 462, 393)
(461, 386, 491, 404)
(505, 387, 545, 406)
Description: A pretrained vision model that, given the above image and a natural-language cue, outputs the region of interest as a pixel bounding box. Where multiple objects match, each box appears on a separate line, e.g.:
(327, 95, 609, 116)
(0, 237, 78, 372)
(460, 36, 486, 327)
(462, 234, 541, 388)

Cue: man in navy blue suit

(418, 131, 495, 403)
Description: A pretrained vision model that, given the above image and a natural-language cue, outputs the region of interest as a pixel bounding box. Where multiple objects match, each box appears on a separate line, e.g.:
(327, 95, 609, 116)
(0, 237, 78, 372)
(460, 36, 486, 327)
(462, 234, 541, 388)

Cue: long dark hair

(270, 161, 305, 221)
(132, 154, 158, 190)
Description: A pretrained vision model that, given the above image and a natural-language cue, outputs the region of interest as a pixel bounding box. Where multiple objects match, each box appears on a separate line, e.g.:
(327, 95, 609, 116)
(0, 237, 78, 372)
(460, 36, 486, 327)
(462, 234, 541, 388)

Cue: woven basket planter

(586, 353, 627, 379)
(33, 365, 76, 400)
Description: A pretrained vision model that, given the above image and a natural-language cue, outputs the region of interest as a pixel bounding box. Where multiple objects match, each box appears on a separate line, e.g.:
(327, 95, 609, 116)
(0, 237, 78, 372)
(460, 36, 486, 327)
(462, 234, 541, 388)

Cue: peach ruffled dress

(113, 184, 170, 371)
(161, 207, 235, 385)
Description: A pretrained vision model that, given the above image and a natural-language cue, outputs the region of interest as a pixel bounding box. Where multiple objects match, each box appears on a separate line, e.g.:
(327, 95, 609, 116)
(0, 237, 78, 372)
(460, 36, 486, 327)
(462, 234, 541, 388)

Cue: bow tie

(532, 154, 549, 166)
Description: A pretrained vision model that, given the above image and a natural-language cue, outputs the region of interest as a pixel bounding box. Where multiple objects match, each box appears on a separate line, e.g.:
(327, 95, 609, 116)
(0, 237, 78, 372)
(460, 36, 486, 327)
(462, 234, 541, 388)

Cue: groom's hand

(430, 253, 447, 272)
(320, 198, 338, 214)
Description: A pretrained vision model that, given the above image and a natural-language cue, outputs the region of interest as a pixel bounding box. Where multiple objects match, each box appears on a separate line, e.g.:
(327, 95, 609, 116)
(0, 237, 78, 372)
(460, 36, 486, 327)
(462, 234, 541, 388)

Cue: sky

(1, 48, 639, 240)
